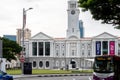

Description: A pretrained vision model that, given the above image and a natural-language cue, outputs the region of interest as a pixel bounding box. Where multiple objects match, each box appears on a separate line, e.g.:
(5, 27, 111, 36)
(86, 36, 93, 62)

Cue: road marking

(89, 77, 92, 80)
(72, 78, 76, 80)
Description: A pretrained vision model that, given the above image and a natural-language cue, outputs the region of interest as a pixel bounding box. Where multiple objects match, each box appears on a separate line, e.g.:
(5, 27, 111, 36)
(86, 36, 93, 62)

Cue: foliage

(0, 37, 22, 61)
(78, 0, 120, 28)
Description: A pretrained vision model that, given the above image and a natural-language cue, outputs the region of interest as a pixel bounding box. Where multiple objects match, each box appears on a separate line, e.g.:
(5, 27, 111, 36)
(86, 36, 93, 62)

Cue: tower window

(72, 28, 74, 32)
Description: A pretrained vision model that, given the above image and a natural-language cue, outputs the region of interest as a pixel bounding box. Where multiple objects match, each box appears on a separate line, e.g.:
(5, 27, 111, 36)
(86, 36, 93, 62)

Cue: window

(33, 61, 36, 67)
(39, 42, 43, 56)
(56, 50, 59, 56)
(87, 61, 91, 67)
(56, 61, 59, 67)
(87, 43, 91, 49)
(62, 51, 65, 56)
(61, 61, 65, 67)
(103, 41, 108, 49)
(55, 44, 59, 48)
(70, 3, 76, 8)
(72, 28, 74, 32)
(82, 50, 84, 56)
(81, 61, 84, 67)
(32, 42, 37, 56)
(46, 61, 49, 67)
(72, 50, 75, 56)
(39, 61, 43, 67)
(102, 41, 108, 55)
(88, 50, 91, 56)
(62, 44, 65, 48)
(45, 42, 50, 56)
(70, 43, 76, 47)
(82, 43, 85, 49)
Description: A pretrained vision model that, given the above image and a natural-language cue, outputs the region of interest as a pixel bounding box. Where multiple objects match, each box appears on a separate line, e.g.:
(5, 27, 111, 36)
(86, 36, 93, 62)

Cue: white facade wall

(24, 0, 120, 69)
(26, 33, 120, 69)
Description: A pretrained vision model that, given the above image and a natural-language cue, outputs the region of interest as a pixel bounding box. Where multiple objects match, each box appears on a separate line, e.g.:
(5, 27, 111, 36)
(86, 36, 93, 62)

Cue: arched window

(39, 61, 43, 67)
(61, 61, 65, 67)
(46, 61, 49, 67)
(81, 61, 84, 67)
(56, 61, 59, 67)
(33, 61, 36, 67)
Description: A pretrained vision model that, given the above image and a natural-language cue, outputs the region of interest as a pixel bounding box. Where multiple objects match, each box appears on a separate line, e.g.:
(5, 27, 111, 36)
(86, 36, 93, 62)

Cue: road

(14, 76, 93, 80)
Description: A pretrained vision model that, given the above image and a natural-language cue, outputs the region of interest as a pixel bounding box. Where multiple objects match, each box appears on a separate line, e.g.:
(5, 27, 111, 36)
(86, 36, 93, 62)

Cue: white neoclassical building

(24, 0, 120, 70)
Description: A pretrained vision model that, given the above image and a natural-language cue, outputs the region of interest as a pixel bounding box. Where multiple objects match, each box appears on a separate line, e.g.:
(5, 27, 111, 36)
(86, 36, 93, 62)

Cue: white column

(29, 41, 32, 57)
(92, 40, 97, 57)
(77, 41, 80, 57)
(79, 41, 81, 57)
(66, 42, 68, 57)
(66, 42, 69, 57)
(53, 42, 55, 57)
(68, 42, 70, 57)
(50, 41, 54, 57)
(60, 43, 62, 57)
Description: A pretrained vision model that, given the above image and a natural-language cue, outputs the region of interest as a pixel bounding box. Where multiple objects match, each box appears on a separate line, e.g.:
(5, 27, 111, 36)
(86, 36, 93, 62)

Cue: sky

(0, 0, 120, 38)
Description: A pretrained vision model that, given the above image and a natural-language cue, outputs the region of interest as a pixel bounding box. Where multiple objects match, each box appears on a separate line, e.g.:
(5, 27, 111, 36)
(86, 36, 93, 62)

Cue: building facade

(79, 20, 84, 38)
(25, 0, 120, 70)
(16, 28, 31, 45)
(3, 35, 16, 41)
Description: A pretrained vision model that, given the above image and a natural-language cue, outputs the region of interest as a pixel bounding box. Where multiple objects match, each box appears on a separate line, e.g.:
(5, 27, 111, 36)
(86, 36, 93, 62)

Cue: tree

(0, 37, 22, 61)
(78, 0, 120, 29)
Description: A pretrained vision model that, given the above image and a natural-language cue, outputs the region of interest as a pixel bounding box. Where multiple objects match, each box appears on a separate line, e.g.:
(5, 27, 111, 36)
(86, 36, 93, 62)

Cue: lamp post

(21, 8, 33, 74)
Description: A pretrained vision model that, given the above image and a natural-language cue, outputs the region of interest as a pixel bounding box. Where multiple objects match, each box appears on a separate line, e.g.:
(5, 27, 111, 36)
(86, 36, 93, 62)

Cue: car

(0, 70, 13, 80)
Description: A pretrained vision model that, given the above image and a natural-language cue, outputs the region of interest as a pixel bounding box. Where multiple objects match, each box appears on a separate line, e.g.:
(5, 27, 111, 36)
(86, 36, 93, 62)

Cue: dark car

(0, 70, 13, 80)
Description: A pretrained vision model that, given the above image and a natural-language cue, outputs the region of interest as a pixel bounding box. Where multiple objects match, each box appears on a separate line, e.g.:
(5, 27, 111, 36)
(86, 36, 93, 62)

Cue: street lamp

(22, 7, 33, 74)
(22, 7, 33, 60)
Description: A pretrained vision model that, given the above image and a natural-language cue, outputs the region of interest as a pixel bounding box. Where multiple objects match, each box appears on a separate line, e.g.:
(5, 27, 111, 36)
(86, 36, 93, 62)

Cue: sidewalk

(13, 74, 39, 79)
(13, 73, 92, 79)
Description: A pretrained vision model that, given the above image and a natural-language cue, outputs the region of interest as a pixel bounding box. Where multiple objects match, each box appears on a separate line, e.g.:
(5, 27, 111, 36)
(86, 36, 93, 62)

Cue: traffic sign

(20, 55, 25, 62)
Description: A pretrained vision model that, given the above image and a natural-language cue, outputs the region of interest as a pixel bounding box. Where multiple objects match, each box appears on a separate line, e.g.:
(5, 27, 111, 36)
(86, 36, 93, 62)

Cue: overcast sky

(0, 0, 120, 38)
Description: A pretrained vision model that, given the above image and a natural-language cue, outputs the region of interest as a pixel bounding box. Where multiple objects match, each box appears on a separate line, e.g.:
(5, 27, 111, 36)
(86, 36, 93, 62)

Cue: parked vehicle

(93, 55, 120, 80)
(0, 70, 13, 80)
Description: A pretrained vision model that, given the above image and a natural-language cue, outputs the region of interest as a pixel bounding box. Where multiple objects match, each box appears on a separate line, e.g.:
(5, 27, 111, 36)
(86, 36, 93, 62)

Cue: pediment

(31, 32, 53, 40)
(93, 32, 118, 39)
(68, 35, 79, 40)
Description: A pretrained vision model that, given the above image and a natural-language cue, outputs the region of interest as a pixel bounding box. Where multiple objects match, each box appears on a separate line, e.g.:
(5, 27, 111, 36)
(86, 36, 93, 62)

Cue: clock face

(71, 10, 75, 15)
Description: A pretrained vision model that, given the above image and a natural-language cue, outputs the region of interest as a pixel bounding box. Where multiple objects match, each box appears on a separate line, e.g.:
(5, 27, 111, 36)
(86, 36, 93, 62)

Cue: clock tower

(67, 0, 80, 39)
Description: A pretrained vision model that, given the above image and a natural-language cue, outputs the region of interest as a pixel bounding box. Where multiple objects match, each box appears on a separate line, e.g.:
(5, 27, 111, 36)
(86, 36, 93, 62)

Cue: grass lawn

(32, 69, 71, 74)
(6, 69, 93, 75)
